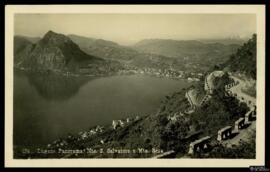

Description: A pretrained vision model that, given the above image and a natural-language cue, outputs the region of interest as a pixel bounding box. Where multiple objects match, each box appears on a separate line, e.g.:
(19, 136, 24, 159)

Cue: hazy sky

(15, 14, 256, 45)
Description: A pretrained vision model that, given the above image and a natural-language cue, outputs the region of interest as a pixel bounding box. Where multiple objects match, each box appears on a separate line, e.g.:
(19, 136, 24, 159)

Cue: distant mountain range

(67, 34, 183, 70)
(68, 34, 138, 61)
(14, 31, 122, 74)
(198, 38, 247, 45)
(133, 39, 240, 61)
(14, 31, 245, 73)
(68, 34, 244, 72)
(14, 36, 32, 55)
(15, 35, 41, 44)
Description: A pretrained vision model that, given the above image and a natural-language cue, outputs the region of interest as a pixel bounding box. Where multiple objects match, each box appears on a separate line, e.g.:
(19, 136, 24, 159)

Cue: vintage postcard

(5, 5, 265, 167)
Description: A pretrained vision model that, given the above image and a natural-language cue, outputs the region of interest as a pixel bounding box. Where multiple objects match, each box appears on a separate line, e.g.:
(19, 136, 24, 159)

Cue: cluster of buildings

(118, 66, 204, 81)
(187, 77, 200, 82)
(112, 116, 140, 130)
(46, 115, 143, 152)
(78, 125, 104, 140)
(47, 125, 105, 150)
(167, 112, 185, 122)
(47, 139, 68, 149)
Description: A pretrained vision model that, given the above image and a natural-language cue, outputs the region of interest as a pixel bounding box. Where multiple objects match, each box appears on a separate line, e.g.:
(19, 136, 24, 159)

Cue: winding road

(222, 74, 256, 147)
(229, 75, 256, 108)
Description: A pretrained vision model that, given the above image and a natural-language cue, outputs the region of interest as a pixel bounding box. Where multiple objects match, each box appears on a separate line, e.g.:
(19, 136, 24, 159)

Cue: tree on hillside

(223, 34, 256, 79)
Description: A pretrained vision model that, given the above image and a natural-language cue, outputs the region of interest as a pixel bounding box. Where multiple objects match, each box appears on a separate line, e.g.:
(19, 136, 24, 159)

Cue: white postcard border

(5, 5, 265, 167)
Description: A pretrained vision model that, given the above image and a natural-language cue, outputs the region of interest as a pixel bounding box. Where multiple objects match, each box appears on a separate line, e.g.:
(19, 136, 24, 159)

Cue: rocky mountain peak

(40, 30, 73, 46)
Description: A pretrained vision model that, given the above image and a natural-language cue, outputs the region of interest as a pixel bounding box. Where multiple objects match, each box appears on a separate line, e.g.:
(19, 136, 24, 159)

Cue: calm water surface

(14, 71, 191, 147)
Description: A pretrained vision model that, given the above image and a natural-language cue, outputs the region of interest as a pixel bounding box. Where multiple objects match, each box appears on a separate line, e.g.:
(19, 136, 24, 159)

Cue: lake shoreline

(13, 69, 193, 153)
(14, 66, 203, 82)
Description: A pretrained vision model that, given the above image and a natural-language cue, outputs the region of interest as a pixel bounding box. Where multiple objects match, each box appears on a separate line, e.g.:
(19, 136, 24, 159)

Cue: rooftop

(235, 117, 245, 123)
(190, 136, 211, 146)
(218, 126, 232, 133)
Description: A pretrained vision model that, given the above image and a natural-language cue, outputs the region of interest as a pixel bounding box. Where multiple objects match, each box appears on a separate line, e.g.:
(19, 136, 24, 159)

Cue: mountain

(14, 36, 33, 55)
(198, 38, 247, 45)
(68, 34, 188, 70)
(68, 34, 241, 72)
(14, 31, 122, 74)
(68, 34, 138, 61)
(69, 34, 245, 73)
(222, 34, 256, 79)
(15, 35, 41, 43)
(133, 39, 240, 66)
(133, 39, 240, 57)
(68, 34, 118, 47)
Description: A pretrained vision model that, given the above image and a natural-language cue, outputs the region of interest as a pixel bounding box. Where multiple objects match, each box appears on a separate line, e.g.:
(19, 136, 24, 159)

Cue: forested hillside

(223, 34, 256, 79)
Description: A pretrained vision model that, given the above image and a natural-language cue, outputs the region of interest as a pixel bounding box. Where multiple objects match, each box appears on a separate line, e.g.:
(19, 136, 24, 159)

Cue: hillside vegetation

(222, 34, 256, 79)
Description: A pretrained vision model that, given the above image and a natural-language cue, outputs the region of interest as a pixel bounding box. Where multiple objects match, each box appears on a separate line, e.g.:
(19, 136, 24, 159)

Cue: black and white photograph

(4, 5, 266, 167)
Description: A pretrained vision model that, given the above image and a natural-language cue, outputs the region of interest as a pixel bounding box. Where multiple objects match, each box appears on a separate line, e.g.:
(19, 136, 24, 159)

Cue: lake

(14, 71, 191, 148)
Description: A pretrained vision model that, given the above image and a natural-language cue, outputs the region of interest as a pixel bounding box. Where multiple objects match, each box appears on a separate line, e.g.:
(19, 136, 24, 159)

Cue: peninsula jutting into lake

(13, 13, 257, 159)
